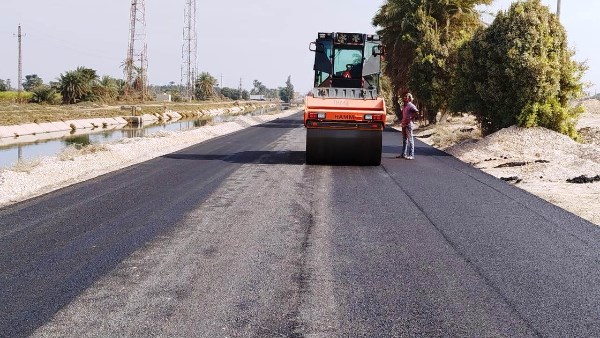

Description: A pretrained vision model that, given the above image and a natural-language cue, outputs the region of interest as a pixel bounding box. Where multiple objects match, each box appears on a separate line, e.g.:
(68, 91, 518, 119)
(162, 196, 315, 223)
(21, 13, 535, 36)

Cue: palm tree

(373, 0, 491, 103)
(92, 76, 120, 102)
(195, 72, 218, 100)
(58, 71, 85, 104)
(373, 0, 422, 95)
(58, 67, 99, 104)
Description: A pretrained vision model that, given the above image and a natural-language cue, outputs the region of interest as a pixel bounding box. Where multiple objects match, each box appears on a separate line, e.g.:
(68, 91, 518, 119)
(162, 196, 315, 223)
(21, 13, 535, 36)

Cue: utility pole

(220, 73, 223, 88)
(124, 0, 149, 100)
(16, 25, 23, 98)
(182, 0, 198, 102)
(239, 78, 243, 100)
(557, 0, 561, 19)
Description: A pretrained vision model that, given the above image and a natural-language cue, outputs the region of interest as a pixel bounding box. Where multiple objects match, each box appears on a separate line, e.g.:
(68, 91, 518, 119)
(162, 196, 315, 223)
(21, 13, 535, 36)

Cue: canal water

(0, 107, 280, 169)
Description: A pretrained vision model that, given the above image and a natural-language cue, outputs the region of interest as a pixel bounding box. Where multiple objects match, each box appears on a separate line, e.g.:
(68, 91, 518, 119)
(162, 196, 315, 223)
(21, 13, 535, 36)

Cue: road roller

(304, 32, 386, 165)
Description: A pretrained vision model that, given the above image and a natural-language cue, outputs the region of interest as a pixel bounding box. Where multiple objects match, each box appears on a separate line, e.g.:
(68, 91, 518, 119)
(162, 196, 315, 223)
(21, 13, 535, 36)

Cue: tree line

(375, 0, 585, 138)
(194, 73, 295, 103)
(1, 70, 295, 104)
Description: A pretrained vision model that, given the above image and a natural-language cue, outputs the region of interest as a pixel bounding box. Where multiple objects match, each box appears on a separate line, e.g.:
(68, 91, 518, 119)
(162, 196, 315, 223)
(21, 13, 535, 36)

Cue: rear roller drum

(305, 129, 382, 165)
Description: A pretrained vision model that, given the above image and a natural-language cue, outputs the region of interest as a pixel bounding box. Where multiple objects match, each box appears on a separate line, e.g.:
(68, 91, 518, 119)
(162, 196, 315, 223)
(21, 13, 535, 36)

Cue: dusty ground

(414, 99, 600, 226)
(1, 101, 599, 226)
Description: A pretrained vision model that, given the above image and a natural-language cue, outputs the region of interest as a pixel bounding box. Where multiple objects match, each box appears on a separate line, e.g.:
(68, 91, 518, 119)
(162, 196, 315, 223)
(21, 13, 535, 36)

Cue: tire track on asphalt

(31, 125, 318, 337)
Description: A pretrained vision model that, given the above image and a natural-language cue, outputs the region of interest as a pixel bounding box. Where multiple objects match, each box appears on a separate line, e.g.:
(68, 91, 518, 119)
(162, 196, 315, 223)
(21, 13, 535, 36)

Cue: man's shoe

(405, 156, 414, 160)
(395, 155, 405, 159)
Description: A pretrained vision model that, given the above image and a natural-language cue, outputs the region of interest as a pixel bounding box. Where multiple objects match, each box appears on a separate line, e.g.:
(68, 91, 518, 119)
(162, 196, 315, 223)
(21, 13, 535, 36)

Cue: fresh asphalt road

(1, 112, 600, 337)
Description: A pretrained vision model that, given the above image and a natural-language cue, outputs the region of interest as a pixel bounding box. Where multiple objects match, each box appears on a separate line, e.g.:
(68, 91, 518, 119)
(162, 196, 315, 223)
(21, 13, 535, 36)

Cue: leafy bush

(0, 79, 11, 91)
(453, 0, 585, 137)
(30, 85, 61, 104)
(221, 87, 241, 100)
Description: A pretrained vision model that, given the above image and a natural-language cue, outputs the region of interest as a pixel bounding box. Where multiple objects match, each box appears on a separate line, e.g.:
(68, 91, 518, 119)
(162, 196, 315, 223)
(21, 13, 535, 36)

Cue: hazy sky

(0, 1, 597, 94)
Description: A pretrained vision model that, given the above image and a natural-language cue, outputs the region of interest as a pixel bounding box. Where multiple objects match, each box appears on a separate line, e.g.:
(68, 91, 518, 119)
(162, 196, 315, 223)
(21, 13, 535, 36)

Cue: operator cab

(310, 32, 384, 98)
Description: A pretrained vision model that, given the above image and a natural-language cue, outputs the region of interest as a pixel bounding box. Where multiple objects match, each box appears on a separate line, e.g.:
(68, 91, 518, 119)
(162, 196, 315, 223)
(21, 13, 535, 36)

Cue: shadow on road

(247, 117, 304, 129)
(383, 144, 451, 157)
(164, 150, 306, 165)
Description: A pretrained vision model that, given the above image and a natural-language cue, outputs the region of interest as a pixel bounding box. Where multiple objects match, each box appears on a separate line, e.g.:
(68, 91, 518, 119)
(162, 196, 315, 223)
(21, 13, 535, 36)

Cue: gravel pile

(580, 99, 600, 114)
(447, 125, 600, 181)
(579, 127, 600, 146)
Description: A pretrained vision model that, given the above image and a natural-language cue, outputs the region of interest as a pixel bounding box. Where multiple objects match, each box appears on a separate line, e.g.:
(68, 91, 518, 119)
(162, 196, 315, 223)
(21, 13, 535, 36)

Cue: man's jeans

(402, 122, 414, 157)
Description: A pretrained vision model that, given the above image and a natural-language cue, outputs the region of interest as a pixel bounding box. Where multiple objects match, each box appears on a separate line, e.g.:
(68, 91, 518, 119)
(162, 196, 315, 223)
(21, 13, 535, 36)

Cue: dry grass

(58, 144, 110, 161)
(0, 101, 275, 126)
(11, 159, 42, 173)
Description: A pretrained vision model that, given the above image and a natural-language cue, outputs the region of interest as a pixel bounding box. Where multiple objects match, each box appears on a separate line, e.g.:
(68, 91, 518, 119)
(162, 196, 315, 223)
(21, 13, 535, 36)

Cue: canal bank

(0, 104, 278, 168)
(0, 102, 275, 140)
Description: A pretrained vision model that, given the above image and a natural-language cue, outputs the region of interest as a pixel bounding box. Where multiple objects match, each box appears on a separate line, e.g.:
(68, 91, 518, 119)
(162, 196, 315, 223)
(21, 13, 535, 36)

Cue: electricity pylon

(181, 0, 198, 102)
(124, 0, 149, 100)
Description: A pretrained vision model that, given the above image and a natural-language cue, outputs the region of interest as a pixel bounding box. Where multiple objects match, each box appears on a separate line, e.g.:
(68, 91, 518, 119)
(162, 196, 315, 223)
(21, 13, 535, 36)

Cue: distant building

(250, 95, 265, 101)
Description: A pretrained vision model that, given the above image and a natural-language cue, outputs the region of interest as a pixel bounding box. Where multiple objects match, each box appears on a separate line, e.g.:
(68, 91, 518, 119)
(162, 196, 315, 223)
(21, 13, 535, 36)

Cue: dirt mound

(579, 127, 600, 146)
(446, 125, 600, 185)
(580, 99, 600, 114)
(446, 126, 577, 161)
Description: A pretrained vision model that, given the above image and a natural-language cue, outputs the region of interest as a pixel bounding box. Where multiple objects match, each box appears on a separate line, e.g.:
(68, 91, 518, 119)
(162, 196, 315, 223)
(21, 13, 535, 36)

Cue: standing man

(397, 92, 418, 159)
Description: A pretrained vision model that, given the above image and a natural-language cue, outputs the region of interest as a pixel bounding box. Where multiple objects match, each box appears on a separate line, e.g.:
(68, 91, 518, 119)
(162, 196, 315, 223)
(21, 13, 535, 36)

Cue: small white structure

(156, 93, 172, 102)
(250, 95, 265, 101)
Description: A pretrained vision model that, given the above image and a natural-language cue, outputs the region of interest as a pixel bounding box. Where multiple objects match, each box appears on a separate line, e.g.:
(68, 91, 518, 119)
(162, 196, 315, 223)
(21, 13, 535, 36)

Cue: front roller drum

(306, 128, 382, 165)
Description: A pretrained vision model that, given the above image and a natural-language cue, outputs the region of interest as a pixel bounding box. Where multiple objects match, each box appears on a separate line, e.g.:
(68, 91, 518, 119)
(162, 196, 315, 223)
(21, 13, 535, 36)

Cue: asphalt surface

(2, 112, 600, 337)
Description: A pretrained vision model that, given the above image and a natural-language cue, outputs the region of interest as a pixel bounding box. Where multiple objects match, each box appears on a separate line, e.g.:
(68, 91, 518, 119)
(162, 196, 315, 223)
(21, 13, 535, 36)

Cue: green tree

(93, 75, 121, 102)
(251, 80, 268, 95)
(0, 79, 8, 92)
(221, 87, 240, 100)
(279, 75, 294, 103)
(23, 74, 44, 91)
(374, 0, 491, 122)
(373, 0, 420, 95)
(241, 89, 250, 101)
(58, 67, 99, 104)
(453, 0, 585, 137)
(195, 72, 218, 100)
(265, 88, 279, 99)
